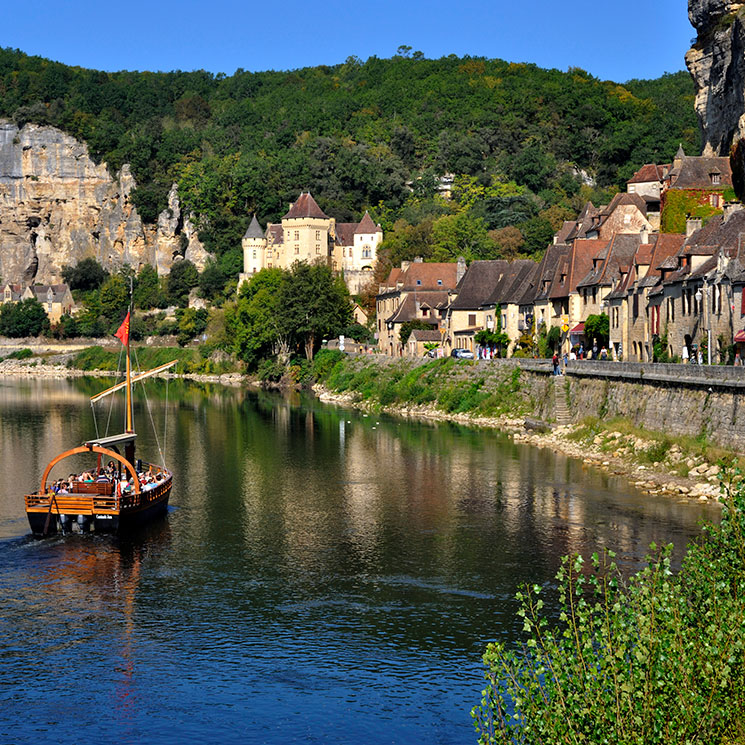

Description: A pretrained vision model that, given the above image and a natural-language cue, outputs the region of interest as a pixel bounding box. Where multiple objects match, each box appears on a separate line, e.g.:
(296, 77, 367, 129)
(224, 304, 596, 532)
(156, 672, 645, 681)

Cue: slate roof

(282, 192, 329, 220)
(533, 243, 570, 302)
(266, 224, 284, 245)
(669, 156, 732, 190)
(449, 260, 510, 310)
(243, 214, 264, 240)
(28, 284, 71, 303)
(387, 292, 449, 324)
(408, 329, 442, 342)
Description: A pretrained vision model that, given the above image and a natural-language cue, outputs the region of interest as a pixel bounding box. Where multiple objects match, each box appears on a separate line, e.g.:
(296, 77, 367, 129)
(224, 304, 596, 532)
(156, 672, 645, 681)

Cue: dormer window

(416, 279, 422, 285)
(437, 279, 443, 285)
(711, 172, 721, 185)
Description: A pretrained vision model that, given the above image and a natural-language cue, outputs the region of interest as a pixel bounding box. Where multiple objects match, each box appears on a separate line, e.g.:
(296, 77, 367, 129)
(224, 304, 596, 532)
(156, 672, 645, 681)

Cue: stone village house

(0, 283, 75, 324)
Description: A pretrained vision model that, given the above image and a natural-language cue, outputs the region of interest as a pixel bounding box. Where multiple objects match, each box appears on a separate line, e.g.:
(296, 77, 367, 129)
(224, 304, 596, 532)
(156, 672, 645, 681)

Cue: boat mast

(125, 278, 134, 434)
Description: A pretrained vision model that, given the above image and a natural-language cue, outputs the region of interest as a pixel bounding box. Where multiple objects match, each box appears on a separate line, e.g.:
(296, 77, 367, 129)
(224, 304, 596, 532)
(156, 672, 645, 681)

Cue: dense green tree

(226, 268, 286, 368)
(585, 313, 610, 348)
(0, 47, 700, 261)
(99, 275, 129, 322)
(430, 213, 496, 262)
(198, 262, 226, 302)
(0, 298, 50, 337)
(277, 262, 353, 360)
(133, 264, 166, 309)
(62, 257, 108, 292)
(175, 307, 209, 346)
(166, 259, 198, 307)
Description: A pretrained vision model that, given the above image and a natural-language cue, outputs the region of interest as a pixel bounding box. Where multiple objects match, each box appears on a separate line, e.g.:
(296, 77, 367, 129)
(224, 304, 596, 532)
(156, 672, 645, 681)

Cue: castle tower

(280, 192, 331, 266)
(238, 214, 267, 287)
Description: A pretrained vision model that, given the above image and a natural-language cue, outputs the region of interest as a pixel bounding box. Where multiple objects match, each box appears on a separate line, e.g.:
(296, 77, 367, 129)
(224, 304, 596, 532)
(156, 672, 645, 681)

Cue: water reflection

(0, 378, 718, 744)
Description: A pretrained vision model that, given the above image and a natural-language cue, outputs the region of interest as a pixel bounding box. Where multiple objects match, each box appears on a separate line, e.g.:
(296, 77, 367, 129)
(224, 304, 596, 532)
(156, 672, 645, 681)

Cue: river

(0, 376, 719, 744)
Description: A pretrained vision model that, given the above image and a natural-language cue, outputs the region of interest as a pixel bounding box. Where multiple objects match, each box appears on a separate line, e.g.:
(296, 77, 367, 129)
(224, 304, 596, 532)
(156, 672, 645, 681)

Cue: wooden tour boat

(25, 311, 176, 535)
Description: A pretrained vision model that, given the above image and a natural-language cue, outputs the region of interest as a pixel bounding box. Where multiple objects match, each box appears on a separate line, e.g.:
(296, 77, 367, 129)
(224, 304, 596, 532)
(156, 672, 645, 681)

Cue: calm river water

(0, 376, 719, 744)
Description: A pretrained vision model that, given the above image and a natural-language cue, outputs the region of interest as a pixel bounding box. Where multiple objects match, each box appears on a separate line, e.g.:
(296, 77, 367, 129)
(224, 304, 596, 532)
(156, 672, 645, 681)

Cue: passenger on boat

(95, 471, 110, 482)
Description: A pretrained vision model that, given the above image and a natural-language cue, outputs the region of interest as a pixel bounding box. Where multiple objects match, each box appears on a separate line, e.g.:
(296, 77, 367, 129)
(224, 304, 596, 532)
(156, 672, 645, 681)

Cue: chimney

(414, 256, 423, 263)
(401, 260, 411, 272)
(456, 256, 467, 284)
(640, 224, 649, 244)
(686, 216, 702, 237)
(723, 201, 744, 223)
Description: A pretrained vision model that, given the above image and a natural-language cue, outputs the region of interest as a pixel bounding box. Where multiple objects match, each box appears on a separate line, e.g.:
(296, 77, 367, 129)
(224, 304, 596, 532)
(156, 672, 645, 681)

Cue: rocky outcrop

(0, 120, 209, 285)
(686, 1, 745, 158)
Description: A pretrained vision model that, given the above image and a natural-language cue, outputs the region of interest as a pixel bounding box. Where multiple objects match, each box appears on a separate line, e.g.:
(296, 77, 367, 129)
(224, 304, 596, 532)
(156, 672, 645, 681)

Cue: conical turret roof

(354, 211, 380, 234)
(243, 214, 264, 239)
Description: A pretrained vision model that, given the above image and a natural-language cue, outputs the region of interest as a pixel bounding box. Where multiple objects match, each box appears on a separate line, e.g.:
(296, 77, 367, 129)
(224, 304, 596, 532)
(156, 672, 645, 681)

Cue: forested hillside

(0, 47, 699, 280)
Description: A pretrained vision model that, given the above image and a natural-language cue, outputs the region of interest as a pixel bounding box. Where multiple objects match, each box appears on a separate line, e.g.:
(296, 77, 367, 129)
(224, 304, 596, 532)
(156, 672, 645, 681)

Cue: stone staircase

(553, 375, 572, 425)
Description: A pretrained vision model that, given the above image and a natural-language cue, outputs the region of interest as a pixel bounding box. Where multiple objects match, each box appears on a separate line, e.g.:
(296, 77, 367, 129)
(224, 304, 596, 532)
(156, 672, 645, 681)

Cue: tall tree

(278, 262, 353, 361)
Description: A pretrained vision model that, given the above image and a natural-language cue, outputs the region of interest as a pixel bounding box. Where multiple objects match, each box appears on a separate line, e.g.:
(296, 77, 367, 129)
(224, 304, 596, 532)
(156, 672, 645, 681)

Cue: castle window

(295, 245, 299, 254)
(349, 247, 353, 258)
(294, 231, 299, 240)
(252, 250, 256, 258)
(316, 230, 320, 240)
(316, 245, 321, 254)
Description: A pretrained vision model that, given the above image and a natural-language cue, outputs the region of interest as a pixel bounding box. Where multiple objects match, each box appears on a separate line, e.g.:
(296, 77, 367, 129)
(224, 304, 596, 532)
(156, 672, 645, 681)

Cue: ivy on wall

(660, 189, 724, 233)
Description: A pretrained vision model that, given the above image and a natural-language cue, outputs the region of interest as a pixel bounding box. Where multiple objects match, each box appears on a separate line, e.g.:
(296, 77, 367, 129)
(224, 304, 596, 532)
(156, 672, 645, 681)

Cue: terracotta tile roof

(354, 211, 380, 234)
(669, 156, 732, 190)
(397, 262, 459, 291)
(334, 223, 357, 247)
(282, 192, 329, 220)
(627, 164, 668, 184)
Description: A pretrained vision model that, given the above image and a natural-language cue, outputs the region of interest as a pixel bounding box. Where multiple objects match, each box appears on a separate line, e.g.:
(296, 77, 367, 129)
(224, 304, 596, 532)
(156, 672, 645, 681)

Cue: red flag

(114, 312, 130, 346)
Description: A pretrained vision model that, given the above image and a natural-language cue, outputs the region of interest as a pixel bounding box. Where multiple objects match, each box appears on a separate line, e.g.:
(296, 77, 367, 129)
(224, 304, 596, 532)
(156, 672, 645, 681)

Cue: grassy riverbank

(313, 351, 535, 417)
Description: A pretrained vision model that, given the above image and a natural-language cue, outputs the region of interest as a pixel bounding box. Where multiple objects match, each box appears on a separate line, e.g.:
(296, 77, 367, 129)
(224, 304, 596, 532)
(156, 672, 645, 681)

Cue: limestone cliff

(686, 1, 745, 193)
(0, 120, 209, 285)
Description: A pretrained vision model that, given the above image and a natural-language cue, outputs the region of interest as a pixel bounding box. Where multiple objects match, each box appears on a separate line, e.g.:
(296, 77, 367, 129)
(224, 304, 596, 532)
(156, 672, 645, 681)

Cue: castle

(238, 192, 383, 294)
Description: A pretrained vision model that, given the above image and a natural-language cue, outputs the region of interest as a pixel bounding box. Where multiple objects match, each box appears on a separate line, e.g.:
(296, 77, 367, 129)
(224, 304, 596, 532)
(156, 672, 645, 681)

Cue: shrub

(4, 348, 33, 360)
(257, 358, 285, 383)
(311, 349, 345, 381)
(473, 467, 745, 744)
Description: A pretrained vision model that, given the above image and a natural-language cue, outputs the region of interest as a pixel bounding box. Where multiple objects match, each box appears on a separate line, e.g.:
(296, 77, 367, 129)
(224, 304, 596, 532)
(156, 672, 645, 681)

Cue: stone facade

(238, 193, 382, 295)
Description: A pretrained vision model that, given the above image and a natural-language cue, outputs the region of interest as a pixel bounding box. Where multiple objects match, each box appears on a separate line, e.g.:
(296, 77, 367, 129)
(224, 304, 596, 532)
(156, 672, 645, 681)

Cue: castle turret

(239, 214, 267, 287)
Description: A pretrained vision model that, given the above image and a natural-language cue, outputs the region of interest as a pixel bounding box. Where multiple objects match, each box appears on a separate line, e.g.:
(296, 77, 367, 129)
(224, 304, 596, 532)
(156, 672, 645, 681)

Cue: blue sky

(5, 0, 693, 82)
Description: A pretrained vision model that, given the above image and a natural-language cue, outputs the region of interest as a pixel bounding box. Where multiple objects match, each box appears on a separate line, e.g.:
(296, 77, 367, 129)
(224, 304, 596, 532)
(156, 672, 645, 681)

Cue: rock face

(686, 1, 745, 157)
(0, 120, 209, 285)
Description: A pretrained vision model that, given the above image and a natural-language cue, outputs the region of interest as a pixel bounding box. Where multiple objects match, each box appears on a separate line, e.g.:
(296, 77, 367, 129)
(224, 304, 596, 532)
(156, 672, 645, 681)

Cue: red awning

(570, 323, 585, 333)
(735, 329, 745, 343)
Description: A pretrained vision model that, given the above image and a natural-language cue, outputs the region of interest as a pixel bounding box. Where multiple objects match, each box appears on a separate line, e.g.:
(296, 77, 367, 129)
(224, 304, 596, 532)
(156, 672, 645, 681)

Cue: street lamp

(695, 283, 712, 365)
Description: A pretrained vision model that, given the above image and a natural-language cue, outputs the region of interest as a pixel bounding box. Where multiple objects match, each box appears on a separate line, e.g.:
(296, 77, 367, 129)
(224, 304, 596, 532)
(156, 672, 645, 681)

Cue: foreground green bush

(473, 468, 745, 744)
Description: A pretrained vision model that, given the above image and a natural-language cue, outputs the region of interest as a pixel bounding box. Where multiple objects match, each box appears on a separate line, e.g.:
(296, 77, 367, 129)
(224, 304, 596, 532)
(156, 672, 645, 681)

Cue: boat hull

(26, 448, 173, 537)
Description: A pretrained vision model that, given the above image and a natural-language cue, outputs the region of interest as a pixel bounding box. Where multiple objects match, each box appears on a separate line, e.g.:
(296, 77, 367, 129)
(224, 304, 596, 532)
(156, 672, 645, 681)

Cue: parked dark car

(451, 348, 474, 359)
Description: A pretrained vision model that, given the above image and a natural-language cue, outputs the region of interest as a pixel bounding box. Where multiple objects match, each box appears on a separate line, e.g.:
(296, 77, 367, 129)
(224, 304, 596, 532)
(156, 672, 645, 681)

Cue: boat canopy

(84, 433, 137, 449)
